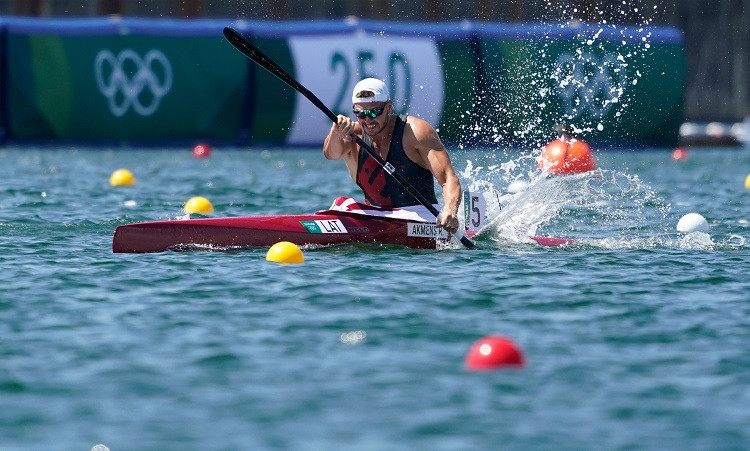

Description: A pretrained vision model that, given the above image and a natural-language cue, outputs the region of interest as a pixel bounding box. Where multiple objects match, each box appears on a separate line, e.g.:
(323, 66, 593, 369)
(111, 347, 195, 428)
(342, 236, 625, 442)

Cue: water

(1, 146, 749, 450)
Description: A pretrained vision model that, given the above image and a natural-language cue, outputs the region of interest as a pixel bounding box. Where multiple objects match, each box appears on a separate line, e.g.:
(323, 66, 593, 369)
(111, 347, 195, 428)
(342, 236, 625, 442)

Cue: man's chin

(365, 124, 383, 136)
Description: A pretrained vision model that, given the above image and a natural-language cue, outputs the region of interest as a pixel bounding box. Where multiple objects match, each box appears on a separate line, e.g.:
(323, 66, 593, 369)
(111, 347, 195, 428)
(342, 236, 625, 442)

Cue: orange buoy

(538, 138, 596, 175)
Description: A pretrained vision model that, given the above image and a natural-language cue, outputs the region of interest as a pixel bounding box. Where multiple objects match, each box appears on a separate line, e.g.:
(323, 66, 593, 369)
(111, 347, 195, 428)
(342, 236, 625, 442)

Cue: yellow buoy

(183, 196, 214, 214)
(745, 173, 750, 189)
(266, 241, 304, 264)
(110, 169, 135, 186)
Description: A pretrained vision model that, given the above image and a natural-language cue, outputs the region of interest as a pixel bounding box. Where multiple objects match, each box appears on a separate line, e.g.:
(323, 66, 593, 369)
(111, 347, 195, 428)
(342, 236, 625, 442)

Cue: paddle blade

(223, 26, 337, 123)
(223, 27, 287, 82)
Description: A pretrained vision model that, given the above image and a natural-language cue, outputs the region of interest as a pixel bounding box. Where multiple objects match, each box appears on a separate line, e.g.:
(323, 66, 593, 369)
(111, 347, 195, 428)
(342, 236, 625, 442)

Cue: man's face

(353, 101, 391, 136)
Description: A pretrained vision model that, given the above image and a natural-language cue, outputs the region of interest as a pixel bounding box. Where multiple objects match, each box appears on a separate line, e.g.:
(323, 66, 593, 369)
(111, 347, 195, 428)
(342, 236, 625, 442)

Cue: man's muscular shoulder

(404, 115, 443, 151)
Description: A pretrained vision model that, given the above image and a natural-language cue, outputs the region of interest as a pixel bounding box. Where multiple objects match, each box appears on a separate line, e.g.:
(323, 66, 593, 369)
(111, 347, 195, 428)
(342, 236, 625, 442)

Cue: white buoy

(676, 213, 709, 233)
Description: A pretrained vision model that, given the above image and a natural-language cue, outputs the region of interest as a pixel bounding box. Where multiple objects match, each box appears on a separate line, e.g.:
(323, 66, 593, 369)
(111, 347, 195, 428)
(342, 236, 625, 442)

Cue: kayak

(112, 211, 575, 253)
(112, 209, 451, 253)
(112, 196, 576, 253)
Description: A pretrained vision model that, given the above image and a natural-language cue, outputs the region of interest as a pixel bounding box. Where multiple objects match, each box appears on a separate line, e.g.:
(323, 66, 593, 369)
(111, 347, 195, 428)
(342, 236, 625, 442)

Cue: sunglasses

(352, 107, 386, 119)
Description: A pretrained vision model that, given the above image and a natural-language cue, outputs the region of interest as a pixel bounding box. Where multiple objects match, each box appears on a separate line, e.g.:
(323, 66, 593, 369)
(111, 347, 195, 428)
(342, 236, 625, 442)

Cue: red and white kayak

(112, 212, 574, 253)
(112, 197, 576, 253)
(113, 210, 452, 253)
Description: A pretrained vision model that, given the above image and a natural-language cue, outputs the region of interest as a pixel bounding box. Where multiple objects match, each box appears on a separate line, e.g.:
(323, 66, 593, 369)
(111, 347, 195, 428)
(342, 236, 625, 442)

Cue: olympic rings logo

(94, 49, 173, 117)
(553, 52, 628, 120)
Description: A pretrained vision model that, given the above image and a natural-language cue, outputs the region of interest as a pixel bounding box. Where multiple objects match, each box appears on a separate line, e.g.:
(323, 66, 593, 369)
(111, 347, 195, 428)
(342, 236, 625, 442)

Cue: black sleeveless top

(356, 114, 438, 208)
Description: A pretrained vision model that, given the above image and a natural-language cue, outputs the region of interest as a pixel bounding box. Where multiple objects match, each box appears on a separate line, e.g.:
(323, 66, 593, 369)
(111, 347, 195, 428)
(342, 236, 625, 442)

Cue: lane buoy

(671, 148, 688, 161)
(183, 196, 214, 214)
(538, 138, 596, 175)
(744, 174, 750, 189)
(676, 213, 709, 233)
(192, 143, 211, 158)
(465, 335, 525, 370)
(110, 169, 135, 186)
(266, 241, 304, 264)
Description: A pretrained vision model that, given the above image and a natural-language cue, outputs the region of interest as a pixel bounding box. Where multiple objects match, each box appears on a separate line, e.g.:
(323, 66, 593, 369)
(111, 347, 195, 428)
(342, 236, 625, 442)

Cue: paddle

(223, 26, 476, 249)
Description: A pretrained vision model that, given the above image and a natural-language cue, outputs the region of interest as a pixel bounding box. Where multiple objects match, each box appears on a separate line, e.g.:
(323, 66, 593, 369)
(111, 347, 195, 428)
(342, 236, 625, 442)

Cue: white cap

(351, 78, 390, 105)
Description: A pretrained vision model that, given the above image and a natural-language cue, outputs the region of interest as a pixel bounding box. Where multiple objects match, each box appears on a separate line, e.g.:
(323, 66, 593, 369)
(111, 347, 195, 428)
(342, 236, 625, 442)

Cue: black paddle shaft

(223, 27, 476, 249)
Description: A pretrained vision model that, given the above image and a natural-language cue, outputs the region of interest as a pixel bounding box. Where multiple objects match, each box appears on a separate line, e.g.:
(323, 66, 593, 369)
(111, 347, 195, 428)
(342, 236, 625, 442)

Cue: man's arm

(323, 114, 360, 180)
(407, 118, 462, 234)
(324, 114, 357, 160)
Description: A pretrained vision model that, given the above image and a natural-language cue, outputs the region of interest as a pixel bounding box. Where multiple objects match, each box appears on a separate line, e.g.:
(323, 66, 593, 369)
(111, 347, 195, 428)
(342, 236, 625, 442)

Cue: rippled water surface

(1, 146, 749, 449)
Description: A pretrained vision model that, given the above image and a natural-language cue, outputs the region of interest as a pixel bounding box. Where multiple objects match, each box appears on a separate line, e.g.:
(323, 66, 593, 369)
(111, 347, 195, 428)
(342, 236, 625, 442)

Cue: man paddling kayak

(323, 78, 462, 234)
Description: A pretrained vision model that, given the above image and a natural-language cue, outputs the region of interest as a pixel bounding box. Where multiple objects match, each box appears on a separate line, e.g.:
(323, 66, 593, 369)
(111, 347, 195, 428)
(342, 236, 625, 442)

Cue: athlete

(323, 78, 462, 234)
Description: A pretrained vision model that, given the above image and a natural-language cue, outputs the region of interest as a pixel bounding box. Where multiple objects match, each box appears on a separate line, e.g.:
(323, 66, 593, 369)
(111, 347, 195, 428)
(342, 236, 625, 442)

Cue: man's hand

(332, 115, 355, 143)
(437, 208, 459, 234)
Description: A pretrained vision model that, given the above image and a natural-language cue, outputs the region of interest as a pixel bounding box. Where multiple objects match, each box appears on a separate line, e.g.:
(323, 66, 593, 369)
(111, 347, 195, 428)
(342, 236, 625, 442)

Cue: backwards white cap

(351, 78, 390, 105)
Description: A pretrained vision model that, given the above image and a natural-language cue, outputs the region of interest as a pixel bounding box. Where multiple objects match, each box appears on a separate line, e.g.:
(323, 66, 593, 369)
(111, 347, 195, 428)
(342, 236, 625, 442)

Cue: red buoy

(465, 335, 525, 370)
(192, 143, 212, 158)
(671, 147, 688, 161)
(538, 138, 596, 175)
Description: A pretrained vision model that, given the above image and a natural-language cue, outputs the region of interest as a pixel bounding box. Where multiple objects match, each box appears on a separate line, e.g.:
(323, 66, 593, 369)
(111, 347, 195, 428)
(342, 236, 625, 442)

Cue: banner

(286, 33, 445, 145)
(5, 19, 246, 143)
(0, 18, 684, 147)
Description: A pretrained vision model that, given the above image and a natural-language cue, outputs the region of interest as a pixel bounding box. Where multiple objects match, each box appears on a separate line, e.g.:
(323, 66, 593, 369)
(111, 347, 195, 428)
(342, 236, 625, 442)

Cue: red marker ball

(192, 144, 212, 158)
(538, 139, 596, 175)
(671, 148, 687, 161)
(465, 335, 525, 370)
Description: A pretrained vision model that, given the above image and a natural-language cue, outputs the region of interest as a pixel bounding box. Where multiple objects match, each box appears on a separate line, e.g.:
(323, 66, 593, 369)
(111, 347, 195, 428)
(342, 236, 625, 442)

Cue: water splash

(456, 0, 663, 150)
(461, 151, 671, 247)
(460, 152, 747, 251)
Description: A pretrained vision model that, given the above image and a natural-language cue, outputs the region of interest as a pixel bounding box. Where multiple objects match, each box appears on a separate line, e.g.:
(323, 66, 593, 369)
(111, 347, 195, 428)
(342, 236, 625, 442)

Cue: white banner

(287, 33, 445, 145)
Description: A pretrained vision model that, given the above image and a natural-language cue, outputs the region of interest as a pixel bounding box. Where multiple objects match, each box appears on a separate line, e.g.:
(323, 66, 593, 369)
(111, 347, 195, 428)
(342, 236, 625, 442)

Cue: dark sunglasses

(352, 107, 385, 119)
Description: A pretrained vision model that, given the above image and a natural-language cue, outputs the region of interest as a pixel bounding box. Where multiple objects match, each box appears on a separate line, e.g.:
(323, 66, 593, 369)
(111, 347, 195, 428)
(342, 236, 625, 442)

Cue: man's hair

(355, 90, 376, 99)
